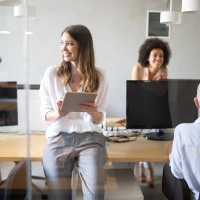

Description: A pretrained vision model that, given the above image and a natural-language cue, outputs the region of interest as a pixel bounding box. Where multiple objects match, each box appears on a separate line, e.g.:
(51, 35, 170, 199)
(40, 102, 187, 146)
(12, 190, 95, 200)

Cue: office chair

(0, 158, 30, 200)
(162, 163, 190, 200)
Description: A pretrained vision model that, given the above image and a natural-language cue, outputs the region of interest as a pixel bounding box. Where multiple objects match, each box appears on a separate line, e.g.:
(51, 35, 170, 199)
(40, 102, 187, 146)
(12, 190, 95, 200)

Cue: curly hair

(138, 38, 172, 67)
(57, 25, 100, 92)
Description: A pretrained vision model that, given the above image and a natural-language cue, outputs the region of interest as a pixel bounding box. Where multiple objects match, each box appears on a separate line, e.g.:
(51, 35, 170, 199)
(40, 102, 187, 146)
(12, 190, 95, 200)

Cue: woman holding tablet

(132, 38, 172, 187)
(39, 25, 108, 200)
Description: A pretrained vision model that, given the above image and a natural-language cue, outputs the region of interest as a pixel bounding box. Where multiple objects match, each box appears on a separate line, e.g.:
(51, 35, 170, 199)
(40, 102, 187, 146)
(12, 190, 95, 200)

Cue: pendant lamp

(26, 32, 33, 35)
(182, 0, 200, 13)
(160, 0, 181, 24)
(0, 0, 20, 6)
(14, 1, 36, 18)
(0, 31, 11, 34)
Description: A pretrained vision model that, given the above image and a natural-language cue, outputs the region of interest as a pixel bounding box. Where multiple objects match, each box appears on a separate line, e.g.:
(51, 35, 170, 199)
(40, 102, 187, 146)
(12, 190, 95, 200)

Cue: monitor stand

(143, 129, 174, 141)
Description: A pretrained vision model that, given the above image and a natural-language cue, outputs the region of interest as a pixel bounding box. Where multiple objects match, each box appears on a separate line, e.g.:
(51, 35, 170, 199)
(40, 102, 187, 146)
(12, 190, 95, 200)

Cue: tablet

(60, 92, 98, 112)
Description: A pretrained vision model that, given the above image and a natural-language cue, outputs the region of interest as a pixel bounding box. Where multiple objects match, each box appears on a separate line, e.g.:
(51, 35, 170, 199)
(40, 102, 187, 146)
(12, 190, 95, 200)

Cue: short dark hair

(138, 38, 172, 67)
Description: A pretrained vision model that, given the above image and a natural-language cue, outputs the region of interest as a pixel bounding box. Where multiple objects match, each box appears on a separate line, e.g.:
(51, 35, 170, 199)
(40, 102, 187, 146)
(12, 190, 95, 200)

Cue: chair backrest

(162, 163, 190, 200)
(4, 158, 31, 200)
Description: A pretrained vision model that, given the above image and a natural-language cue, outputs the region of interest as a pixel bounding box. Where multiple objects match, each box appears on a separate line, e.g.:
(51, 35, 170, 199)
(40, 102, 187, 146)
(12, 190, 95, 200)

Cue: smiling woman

(131, 38, 172, 81)
(131, 37, 172, 188)
(39, 24, 109, 200)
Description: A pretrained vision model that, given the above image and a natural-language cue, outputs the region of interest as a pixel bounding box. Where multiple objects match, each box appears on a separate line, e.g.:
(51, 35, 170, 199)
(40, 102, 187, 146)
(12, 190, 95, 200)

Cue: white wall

(0, 0, 200, 124)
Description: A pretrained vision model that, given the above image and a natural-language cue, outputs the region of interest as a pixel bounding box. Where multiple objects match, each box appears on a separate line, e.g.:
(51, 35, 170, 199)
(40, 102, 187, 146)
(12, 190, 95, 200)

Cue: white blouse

(39, 65, 108, 138)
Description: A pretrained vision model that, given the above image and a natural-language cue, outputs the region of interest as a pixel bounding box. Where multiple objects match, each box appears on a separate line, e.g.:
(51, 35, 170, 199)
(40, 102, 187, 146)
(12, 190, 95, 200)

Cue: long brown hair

(57, 25, 100, 92)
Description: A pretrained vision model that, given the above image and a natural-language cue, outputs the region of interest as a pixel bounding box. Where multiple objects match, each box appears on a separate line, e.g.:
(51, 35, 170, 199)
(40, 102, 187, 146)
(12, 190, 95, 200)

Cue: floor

(0, 161, 166, 200)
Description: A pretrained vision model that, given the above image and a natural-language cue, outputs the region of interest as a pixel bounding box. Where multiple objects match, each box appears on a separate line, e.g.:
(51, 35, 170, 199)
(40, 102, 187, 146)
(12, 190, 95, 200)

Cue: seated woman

(117, 38, 172, 187)
(39, 25, 108, 200)
(133, 38, 171, 187)
(131, 38, 171, 80)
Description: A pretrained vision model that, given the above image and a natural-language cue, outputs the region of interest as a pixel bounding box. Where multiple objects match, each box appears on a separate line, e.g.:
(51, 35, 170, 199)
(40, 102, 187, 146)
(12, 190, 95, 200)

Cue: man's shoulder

(175, 122, 200, 145)
(176, 122, 200, 131)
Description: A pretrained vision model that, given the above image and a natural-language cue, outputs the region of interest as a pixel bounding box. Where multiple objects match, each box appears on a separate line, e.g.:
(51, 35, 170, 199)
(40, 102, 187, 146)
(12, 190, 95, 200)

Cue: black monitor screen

(126, 80, 199, 129)
(0, 82, 18, 126)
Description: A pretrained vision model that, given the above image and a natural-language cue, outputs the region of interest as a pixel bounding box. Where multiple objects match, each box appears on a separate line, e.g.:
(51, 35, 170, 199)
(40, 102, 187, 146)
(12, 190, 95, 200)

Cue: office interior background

(0, 0, 200, 199)
(1, 0, 200, 129)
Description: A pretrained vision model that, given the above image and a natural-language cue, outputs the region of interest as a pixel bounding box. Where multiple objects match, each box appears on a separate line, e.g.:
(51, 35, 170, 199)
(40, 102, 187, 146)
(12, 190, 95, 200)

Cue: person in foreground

(167, 84, 200, 200)
(39, 25, 108, 200)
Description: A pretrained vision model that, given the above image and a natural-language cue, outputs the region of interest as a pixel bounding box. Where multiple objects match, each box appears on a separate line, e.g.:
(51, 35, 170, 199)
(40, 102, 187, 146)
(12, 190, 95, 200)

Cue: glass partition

(2, 0, 200, 200)
(0, 1, 32, 199)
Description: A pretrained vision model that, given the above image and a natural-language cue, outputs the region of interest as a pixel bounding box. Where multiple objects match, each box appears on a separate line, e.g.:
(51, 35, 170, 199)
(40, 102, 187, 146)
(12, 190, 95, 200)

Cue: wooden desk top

(0, 133, 46, 162)
(107, 135, 171, 162)
(0, 132, 171, 163)
(106, 118, 171, 162)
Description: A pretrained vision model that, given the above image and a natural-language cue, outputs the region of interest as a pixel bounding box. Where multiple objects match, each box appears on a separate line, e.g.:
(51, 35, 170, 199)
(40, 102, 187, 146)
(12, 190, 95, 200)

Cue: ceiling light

(14, 5, 36, 18)
(160, 0, 182, 24)
(0, 0, 20, 6)
(160, 11, 181, 24)
(26, 32, 33, 35)
(182, 0, 200, 13)
(0, 31, 11, 34)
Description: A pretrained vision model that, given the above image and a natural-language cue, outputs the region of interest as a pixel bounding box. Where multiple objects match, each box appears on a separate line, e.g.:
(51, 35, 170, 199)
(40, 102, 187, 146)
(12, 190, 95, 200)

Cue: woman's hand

(56, 97, 69, 118)
(45, 97, 69, 121)
(78, 101, 98, 115)
(78, 101, 102, 124)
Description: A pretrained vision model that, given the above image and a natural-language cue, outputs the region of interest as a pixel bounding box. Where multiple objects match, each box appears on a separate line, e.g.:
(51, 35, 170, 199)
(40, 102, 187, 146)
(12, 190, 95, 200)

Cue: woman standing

(132, 38, 172, 187)
(39, 25, 108, 200)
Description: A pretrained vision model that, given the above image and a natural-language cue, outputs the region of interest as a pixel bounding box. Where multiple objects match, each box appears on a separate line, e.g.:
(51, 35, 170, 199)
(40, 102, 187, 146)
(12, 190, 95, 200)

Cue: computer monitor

(126, 80, 200, 141)
(0, 82, 18, 127)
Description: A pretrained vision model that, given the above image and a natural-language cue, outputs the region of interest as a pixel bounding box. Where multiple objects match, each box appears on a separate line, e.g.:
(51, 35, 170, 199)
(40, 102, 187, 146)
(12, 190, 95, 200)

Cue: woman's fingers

(78, 103, 98, 115)
(84, 101, 98, 108)
(56, 97, 65, 112)
(79, 105, 97, 112)
(56, 97, 64, 105)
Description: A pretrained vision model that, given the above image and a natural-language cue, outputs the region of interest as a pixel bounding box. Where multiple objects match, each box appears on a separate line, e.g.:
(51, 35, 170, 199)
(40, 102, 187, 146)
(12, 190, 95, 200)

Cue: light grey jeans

(43, 131, 106, 200)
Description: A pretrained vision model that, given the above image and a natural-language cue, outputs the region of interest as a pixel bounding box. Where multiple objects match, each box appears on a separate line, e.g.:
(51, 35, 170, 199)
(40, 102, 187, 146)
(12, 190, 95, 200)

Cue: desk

(105, 118, 171, 162)
(0, 133, 46, 162)
(0, 133, 171, 163)
(107, 137, 170, 163)
(0, 119, 172, 183)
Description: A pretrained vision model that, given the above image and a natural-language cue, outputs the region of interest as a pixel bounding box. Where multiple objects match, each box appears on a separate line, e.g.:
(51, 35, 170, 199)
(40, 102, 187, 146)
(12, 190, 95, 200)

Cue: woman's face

(148, 48, 164, 69)
(60, 32, 79, 65)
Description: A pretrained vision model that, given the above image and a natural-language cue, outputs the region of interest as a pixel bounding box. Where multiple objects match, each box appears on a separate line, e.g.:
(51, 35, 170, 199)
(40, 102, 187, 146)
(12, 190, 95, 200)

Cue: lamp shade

(160, 11, 181, 24)
(14, 5, 36, 18)
(182, 0, 200, 13)
(0, 0, 20, 6)
(0, 31, 11, 34)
